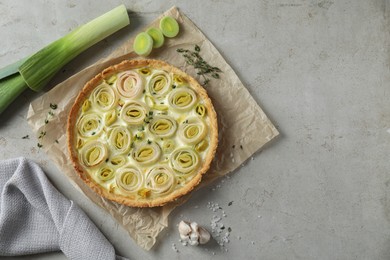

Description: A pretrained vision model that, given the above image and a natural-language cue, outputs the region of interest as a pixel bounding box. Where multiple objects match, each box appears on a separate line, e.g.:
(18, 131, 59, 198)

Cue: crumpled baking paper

(27, 6, 279, 250)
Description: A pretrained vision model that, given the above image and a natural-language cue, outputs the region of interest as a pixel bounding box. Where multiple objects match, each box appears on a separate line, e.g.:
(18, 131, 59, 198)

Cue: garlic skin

(178, 220, 211, 246)
(198, 227, 211, 244)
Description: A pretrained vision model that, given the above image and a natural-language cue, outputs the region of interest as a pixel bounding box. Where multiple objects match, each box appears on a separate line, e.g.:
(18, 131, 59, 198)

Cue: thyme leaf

(50, 103, 58, 110)
(176, 45, 222, 86)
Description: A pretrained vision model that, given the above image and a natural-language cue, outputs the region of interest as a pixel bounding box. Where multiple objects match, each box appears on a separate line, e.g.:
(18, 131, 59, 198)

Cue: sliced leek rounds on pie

(67, 59, 218, 207)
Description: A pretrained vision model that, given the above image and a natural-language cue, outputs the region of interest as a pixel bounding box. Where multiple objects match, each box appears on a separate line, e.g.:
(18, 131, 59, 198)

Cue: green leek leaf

(0, 5, 130, 115)
(19, 5, 130, 92)
(0, 74, 28, 114)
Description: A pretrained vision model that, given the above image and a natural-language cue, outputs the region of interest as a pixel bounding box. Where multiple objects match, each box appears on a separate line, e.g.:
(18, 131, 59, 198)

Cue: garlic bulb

(178, 220, 211, 246)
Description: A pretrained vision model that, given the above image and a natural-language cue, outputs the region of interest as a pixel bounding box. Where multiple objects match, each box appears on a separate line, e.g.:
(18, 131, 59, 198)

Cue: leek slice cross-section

(96, 167, 115, 182)
(178, 117, 207, 144)
(145, 166, 175, 195)
(146, 28, 165, 48)
(77, 113, 103, 138)
(159, 16, 180, 38)
(168, 87, 197, 111)
(108, 126, 132, 154)
(116, 166, 143, 193)
(148, 71, 171, 97)
(81, 141, 108, 167)
(132, 141, 161, 165)
(170, 148, 200, 175)
(116, 71, 144, 99)
(149, 115, 177, 138)
(91, 82, 118, 111)
(133, 32, 153, 56)
(121, 101, 149, 125)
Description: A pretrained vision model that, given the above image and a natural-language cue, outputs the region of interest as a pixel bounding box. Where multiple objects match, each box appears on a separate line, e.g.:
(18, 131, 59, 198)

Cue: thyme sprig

(38, 103, 58, 148)
(177, 45, 222, 86)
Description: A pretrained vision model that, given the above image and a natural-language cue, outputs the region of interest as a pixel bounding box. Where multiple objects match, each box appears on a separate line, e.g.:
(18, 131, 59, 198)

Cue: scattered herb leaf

(37, 143, 43, 148)
(176, 45, 222, 86)
(38, 131, 46, 139)
(228, 227, 232, 232)
(50, 103, 58, 110)
(228, 201, 233, 206)
(22, 135, 29, 139)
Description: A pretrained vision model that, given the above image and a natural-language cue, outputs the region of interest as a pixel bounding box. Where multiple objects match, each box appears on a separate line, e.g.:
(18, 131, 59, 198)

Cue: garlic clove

(178, 220, 211, 246)
(180, 233, 189, 241)
(190, 222, 199, 233)
(198, 227, 211, 244)
(178, 220, 192, 236)
(189, 231, 200, 246)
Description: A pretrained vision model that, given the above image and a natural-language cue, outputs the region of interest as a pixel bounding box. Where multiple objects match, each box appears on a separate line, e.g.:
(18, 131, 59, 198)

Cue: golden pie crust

(67, 59, 218, 207)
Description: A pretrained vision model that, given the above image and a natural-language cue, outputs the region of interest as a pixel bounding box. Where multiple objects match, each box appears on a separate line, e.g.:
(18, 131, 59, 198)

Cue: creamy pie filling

(74, 67, 211, 200)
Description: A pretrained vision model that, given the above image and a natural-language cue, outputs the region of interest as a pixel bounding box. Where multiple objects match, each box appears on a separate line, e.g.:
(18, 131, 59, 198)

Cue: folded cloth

(0, 157, 127, 260)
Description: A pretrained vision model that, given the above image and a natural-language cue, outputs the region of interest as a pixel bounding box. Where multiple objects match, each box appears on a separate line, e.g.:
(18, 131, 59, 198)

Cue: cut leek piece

(159, 16, 179, 38)
(0, 5, 130, 115)
(146, 27, 165, 48)
(19, 5, 130, 92)
(133, 32, 153, 56)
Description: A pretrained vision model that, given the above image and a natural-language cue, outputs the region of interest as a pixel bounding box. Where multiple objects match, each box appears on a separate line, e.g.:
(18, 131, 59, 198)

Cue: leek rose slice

(173, 74, 187, 86)
(108, 125, 132, 154)
(96, 166, 115, 182)
(110, 155, 126, 167)
(148, 71, 171, 98)
(170, 148, 199, 175)
(120, 101, 149, 125)
(178, 117, 207, 145)
(132, 141, 161, 166)
(91, 82, 117, 111)
(138, 67, 151, 76)
(116, 166, 143, 193)
(104, 109, 117, 126)
(76, 113, 103, 138)
(145, 166, 175, 195)
(82, 100, 91, 112)
(162, 139, 175, 153)
(81, 141, 108, 167)
(195, 104, 207, 117)
(149, 115, 177, 138)
(115, 71, 144, 99)
(168, 87, 197, 111)
(195, 139, 209, 153)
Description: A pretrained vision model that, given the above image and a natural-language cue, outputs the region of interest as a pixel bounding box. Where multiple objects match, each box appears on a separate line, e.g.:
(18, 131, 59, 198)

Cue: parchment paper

(27, 6, 279, 250)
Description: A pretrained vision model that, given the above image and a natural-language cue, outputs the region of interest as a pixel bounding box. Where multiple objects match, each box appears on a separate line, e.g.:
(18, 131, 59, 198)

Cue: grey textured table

(1, 0, 389, 259)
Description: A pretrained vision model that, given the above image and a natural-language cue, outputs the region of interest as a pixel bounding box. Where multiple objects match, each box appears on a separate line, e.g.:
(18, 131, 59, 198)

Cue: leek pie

(67, 59, 218, 207)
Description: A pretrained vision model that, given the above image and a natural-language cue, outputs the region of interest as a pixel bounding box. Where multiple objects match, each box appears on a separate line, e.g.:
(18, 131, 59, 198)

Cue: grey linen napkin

(0, 157, 127, 259)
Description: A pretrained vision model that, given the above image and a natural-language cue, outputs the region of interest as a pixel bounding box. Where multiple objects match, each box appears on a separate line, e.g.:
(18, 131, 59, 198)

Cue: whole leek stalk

(0, 5, 130, 114)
